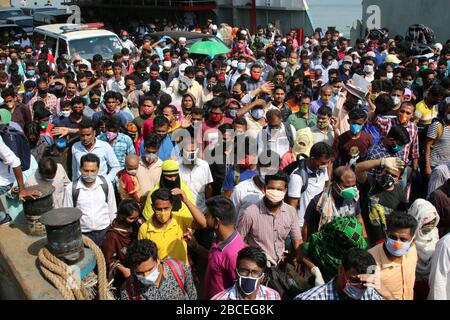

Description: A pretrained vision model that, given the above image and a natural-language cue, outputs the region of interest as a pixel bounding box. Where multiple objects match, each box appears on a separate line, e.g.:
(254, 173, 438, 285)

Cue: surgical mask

(386, 72, 394, 80)
(364, 64, 374, 73)
(391, 144, 402, 153)
(171, 58, 179, 65)
(251, 72, 261, 81)
(136, 267, 160, 286)
(289, 58, 297, 65)
(251, 108, 265, 120)
(79, 82, 88, 89)
(26, 69, 35, 77)
(300, 104, 309, 115)
(391, 96, 401, 105)
(155, 209, 171, 224)
(338, 184, 358, 200)
(279, 61, 288, 69)
(226, 109, 238, 118)
(195, 76, 204, 84)
(82, 173, 97, 184)
(343, 283, 366, 300)
(265, 189, 286, 203)
(61, 111, 71, 118)
(106, 131, 118, 141)
(91, 99, 100, 107)
(343, 63, 351, 70)
(350, 124, 363, 135)
(105, 70, 114, 77)
(210, 113, 223, 123)
(123, 55, 129, 61)
(238, 274, 259, 295)
(38, 88, 48, 96)
(126, 169, 137, 176)
(39, 122, 49, 130)
(275, 41, 281, 46)
(144, 152, 157, 163)
(237, 62, 246, 71)
(317, 120, 329, 129)
(183, 150, 197, 163)
(385, 237, 413, 257)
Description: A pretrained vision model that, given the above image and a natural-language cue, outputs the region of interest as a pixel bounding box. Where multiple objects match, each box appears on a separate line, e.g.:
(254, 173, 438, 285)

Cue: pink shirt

(204, 231, 246, 299)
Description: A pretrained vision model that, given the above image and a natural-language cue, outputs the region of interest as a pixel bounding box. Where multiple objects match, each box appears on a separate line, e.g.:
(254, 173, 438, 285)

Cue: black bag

(0, 124, 31, 171)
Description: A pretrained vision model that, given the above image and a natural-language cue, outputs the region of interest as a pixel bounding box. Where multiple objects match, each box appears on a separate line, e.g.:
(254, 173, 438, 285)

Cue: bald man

(118, 155, 141, 202)
(311, 86, 335, 115)
(302, 166, 367, 241)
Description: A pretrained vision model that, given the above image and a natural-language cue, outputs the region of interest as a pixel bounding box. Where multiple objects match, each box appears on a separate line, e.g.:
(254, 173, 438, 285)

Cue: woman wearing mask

(407, 199, 440, 300)
(101, 199, 142, 297)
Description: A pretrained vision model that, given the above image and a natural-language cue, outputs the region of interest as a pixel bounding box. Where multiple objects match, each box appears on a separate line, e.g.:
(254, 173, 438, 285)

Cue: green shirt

(287, 112, 317, 131)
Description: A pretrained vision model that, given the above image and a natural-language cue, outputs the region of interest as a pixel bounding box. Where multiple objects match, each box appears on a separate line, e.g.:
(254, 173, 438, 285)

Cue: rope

(38, 235, 111, 300)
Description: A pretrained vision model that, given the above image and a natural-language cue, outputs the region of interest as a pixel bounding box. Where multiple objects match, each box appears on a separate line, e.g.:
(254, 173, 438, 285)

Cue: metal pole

(251, 0, 256, 34)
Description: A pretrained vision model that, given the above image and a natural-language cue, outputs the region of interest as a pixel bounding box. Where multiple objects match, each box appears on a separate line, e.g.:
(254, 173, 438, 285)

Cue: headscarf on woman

(407, 199, 440, 279)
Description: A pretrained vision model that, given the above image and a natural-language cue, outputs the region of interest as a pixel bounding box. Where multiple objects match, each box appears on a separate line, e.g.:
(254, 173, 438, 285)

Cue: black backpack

(72, 175, 109, 206)
(283, 158, 309, 194)
(0, 124, 31, 171)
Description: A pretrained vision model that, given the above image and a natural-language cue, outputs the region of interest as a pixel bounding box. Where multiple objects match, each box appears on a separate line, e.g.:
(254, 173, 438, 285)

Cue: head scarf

(160, 160, 182, 211)
(407, 199, 440, 278)
(302, 216, 367, 282)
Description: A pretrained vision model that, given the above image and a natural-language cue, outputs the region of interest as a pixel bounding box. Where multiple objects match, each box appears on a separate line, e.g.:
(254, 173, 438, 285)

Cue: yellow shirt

(415, 100, 438, 126)
(138, 214, 192, 264)
(368, 243, 418, 300)
(142, 181, 195, 221)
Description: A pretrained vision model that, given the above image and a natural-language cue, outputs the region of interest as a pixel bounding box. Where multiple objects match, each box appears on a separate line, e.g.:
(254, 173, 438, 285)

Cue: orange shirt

(287, 99, 300, 113)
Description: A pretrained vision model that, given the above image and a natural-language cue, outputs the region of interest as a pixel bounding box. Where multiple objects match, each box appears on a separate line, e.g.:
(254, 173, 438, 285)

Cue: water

(307, 0, 362, 38)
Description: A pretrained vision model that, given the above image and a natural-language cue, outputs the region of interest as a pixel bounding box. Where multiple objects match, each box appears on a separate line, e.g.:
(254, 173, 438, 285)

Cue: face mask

(39, 122, 49, 130)
(154, 209, 171, 224)
(364, 64, 374, 73)
(44, 178, 54, 183)
(55, 138, 68, 150)
(79, 82, 88, 89)
(300, 104, 309, 115)
(136, 267, 160, 286)
(391, 96, 401, 105)
(123, 55, 129, 61)
(105, 107, 117, 115)
(192, 120, 202, 128)
(38, 88, 48, 96)
(105, 70, 114, 77)
(265, 189, 286, 203)
(27, 69, 35, 77)
(343, 63, 351, 71)
(385, 237, 412, 257)
(379, 173, 396, 189)
(391, 144, 402, 153)
(350, 123, 363, 135)
(82, 173, 97, 184)
(251, 72, 261, 81)
(226, 109, 238, 119)
(343, 282, 366, 300)
(61, 111, 71, 118)
(144, 152, 157, 163)
(275, 41, 281, 46)
(279, 61, 288, 69)
(386, 72, 394, 80)
(183, 150, 197, 163)
(289, 58, 297, 65)
(172, 58, 179, 65)
(210, 113, 223, 123)
(251, 108, 265, 120)
(207, 83, 213, 91)
(91, 99, 100, 107)
(237, 62, 246, 71)
(338, 184, 358, 200)
(238, 274, 260, 295)
(317, 120, 329, 129)
(195, 76, 204, 84)
(126, 169, 137, 176)
(106, 131, 118, 141)
(122, 36, 128, 41)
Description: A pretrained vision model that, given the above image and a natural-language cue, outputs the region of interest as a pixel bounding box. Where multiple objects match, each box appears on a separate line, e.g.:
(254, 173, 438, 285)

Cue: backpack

(72, 175, 109, 206)
(283, 158, 309, 194)
(0, 124, 31, 171)
(262, 122, 295, 150)
(125, 258, 187, 300)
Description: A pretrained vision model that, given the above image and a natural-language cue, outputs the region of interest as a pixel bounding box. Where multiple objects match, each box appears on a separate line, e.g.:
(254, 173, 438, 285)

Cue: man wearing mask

(202, 98, 232, 150)
(1, 87, 31, 131)
(84, 89, 102, 120)
(71, 119, 121, 182)
(416, 69, 436, 102)
(244, 64, 265, 92)
(333, 88, 367, 136)
(63, 153, 117, 245)
(362, 57, 376, 83)
(24, 62, 37, 82)
(120, 31, 135, 53)
(141, 116, 179, 161)
(268, 86, 291, 122)
(287, 142, 333, 228)
(368, 212, 418, 300)
(286, 52, 301, 77)
(315, 51, 334, 84)
(227, 56, 248, 90)
(333, 108, 373, 168)
(106, 62, 126, 95)
(160, 61, 175, 87)
(295, 248, 383, 300)
(238, 171, 303, 266)
(267, 54, 289, 81)
(167, 66, 203, 107)
(303, 167, 366, 241)
(356, 157, 409, 246)
(27, 78, 58, 118)
(52, 97, 87, 140)
(132, 60, 150, 85)
(136, 134, 162, 201)
(212, 246, 281, 300)
(311, 86, 335, 115)
(92, 91, 133, 129)
(338, 56, 353, 83)
(415, 85, 446, 132)
(133, 96, 156, 135)
(287, 94, 317, 131)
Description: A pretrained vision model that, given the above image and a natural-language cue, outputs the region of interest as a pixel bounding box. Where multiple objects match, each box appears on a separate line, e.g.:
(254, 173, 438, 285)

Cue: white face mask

(61, 110, 71, 118)
(387, 72, 393, 80)
(279, 61, 288, 69)
(391, 96, 401, 105)
(136, 265, 160, 286)
(364, 64, 374, 73)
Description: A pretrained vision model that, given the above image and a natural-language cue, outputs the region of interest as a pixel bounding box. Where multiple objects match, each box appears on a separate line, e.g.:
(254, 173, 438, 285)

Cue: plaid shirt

(28, 94, 59, 118)
(211, 283, 281, 300)
(376, 117, 419, 163)
(294, 278, 383, 300)
(366, 142, 402, 177)
(98, 132, 136, 168)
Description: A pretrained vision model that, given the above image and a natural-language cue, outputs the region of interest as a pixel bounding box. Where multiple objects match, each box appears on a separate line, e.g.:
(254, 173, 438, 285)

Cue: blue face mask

(275, 41, 281, 46)
(55, 138, 68, 150)
(350, 124, 363, 135)
(27, 69, 35, 77)
(391, 144, 402, 153)
(237, 62, 246, 71)
(238, 274, 259, 295)
(136, 266, 160, 286)
(385, 237, 412, 257)
(343, 282, 366, 300)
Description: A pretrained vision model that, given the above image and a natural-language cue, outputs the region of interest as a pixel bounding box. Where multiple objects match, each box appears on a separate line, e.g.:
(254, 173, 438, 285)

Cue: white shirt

(106, 77, 126, 95)
(0, 135, 21, 187)
(257, 123, 296, 158)
(62, 177, 117, 233)
(231, 177, 264, 225)
(178, 158, 213, 213)
(121, 39, 136, 52)
(288, 166, 328, 227)
(428, 233, 450, 300)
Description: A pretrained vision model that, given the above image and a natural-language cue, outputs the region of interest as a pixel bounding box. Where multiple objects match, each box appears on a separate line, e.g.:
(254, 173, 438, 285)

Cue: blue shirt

(222, 166, 258, 191)
(366, 142, 402, 178)
(71, 138, 121, 182)
(139, 134, 180, 161)
(92, 110, 134, 129)
(97, 132, 136, 168)
(310, 99, 335, 115)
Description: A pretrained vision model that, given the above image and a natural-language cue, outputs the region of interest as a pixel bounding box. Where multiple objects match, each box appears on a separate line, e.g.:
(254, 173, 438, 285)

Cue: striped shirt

(294, 277, 383, 300)
(366, 142, 402, 178)
(211, 283, 281, 300)
(427, 122, 450, 167)
(376, 117, 419, 163)
(237, 201, 302, 263)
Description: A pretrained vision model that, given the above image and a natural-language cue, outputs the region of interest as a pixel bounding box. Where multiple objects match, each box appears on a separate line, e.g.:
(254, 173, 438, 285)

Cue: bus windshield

(69, 35, 123, 61)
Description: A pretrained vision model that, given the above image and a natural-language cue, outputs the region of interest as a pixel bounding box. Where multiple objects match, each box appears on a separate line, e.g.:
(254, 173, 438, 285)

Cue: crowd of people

(0, 19, 449, 301)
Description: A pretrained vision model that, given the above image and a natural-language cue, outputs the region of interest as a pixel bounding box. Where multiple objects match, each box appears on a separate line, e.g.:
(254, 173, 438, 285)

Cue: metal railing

(70, 0, 216, 6)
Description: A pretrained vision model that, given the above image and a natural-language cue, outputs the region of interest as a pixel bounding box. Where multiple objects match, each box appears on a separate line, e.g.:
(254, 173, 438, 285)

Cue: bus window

(58, 39, 68, 57)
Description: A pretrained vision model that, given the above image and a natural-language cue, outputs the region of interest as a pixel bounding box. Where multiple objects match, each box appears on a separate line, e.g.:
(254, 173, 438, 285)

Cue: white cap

(179, 37, 187, 44)
(163, 61, 172, 68)
(432, 43, 443, 51)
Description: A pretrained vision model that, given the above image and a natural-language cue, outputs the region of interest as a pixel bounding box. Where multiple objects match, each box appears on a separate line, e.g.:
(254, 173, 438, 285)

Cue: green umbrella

(188, 40, 230, 56)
